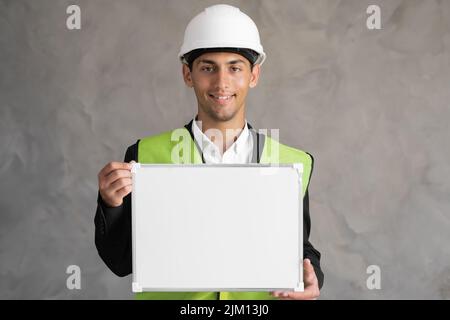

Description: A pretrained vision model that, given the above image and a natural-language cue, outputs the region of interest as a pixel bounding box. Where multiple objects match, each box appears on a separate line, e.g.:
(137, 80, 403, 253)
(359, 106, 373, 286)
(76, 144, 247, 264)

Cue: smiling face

(182, 51, 260, 122)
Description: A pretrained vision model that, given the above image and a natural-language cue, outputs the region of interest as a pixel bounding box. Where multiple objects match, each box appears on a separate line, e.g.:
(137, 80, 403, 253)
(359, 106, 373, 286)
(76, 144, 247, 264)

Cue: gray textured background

(1, 0, 449, 299)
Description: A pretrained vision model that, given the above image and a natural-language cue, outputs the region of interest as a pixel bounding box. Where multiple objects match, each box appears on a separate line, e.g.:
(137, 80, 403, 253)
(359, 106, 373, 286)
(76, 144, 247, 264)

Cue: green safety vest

(135, 126, 313, 300)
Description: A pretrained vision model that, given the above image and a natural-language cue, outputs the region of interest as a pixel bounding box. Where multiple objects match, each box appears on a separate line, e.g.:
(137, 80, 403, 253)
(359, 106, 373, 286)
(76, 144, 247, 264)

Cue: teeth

(211, 95, 233, 100)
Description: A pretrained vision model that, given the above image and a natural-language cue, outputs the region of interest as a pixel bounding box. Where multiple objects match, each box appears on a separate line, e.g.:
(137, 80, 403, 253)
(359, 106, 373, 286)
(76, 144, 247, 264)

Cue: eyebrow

(197, 59, 247, 66)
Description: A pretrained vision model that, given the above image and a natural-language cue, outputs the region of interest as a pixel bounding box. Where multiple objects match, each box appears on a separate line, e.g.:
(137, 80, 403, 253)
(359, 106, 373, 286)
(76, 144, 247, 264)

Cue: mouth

(208, 93, 236, 105)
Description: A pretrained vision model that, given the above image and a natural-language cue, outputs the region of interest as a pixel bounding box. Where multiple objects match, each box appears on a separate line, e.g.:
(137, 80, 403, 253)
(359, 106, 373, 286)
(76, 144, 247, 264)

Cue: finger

(278, 295, 297, 300)
(99, 162, 132, 179)
(277, 291, 308, 300)
(271, 291, 283, 298)
(116, 184, 133, 199)
(280, 292, 290, 298)
(272, 291, 297, 300)
(280, 288, 318, 300)
(108, 177, 132, 193)
(103, 169, 132, 187)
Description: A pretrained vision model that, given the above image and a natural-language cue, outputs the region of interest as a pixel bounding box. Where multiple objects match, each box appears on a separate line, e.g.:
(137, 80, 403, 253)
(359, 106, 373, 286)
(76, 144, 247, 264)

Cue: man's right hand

(98, 161, 134, 207)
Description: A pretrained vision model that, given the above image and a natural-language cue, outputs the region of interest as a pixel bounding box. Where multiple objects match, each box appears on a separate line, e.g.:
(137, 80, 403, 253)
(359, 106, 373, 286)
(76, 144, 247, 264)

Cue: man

(95, 4, 323, 300)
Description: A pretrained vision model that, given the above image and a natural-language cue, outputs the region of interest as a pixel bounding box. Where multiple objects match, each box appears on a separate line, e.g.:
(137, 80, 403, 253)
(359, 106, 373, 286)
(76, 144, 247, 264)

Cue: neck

(196, 112, 246, 154)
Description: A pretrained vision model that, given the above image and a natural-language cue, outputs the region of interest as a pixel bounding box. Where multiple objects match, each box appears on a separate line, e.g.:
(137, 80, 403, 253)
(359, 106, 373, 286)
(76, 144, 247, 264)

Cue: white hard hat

(178, 4, 266, 66)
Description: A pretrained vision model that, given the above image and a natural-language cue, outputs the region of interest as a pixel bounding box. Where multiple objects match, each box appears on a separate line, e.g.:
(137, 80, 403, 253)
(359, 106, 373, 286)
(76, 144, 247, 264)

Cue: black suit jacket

(94, 121, 324, 290)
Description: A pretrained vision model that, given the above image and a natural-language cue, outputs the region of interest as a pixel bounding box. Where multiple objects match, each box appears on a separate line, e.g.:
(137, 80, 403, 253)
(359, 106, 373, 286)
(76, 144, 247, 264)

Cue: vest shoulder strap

(138, 128, 202, 164)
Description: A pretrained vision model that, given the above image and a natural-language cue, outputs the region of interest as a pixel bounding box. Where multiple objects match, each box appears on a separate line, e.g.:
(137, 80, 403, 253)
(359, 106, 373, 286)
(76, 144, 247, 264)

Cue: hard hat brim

(181, 47, 262, 67)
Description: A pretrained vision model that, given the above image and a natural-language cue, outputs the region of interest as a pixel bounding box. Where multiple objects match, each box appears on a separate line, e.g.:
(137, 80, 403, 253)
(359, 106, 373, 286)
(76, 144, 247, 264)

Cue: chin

(210, 113, 235, 122)
(204, 107, 238, 122)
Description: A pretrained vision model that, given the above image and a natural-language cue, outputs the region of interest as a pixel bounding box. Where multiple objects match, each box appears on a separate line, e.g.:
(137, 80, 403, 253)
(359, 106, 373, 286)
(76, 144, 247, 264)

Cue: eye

(231, 66, 241, 72)
(201, 66, 214, 73)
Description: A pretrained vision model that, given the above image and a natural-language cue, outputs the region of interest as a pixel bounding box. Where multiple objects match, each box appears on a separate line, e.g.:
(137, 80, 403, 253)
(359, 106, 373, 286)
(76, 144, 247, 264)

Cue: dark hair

(183, 47, 259, 71)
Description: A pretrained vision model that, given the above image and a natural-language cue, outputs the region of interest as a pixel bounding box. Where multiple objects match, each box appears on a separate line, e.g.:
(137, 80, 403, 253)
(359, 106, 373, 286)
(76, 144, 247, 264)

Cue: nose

(213, 67, 230, 90)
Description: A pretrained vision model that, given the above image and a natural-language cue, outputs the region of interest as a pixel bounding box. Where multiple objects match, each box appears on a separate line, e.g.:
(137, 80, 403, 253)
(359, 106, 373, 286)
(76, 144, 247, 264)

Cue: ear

(182, 64, 194, 88)
(249, 64, 261, 88)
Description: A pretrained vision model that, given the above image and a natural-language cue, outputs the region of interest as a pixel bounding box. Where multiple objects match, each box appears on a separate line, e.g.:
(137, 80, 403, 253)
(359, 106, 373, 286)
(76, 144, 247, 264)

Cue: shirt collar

(192, 117, 250, 154)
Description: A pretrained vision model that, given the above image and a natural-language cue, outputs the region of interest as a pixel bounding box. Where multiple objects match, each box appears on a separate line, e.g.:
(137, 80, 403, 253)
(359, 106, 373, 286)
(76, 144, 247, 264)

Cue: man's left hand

(270, 258, 320, 300)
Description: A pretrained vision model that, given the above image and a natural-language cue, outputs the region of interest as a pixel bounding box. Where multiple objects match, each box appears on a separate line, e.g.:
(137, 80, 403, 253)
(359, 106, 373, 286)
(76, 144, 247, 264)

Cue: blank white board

(131, 163, 303, 292)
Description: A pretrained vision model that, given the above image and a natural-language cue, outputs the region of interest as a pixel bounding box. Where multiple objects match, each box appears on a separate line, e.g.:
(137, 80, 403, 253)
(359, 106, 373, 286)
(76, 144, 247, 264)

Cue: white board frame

(131, 163, 304, 293)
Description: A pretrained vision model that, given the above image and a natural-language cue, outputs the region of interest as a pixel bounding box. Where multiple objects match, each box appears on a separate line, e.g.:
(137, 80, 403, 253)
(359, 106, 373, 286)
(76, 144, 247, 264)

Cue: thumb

(304, 259, 317, 284)
(304, 258, 313, 268)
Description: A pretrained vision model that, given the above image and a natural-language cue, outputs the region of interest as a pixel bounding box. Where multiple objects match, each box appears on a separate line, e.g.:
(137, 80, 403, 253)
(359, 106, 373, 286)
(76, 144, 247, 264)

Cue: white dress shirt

(192, 117, 254, 164)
